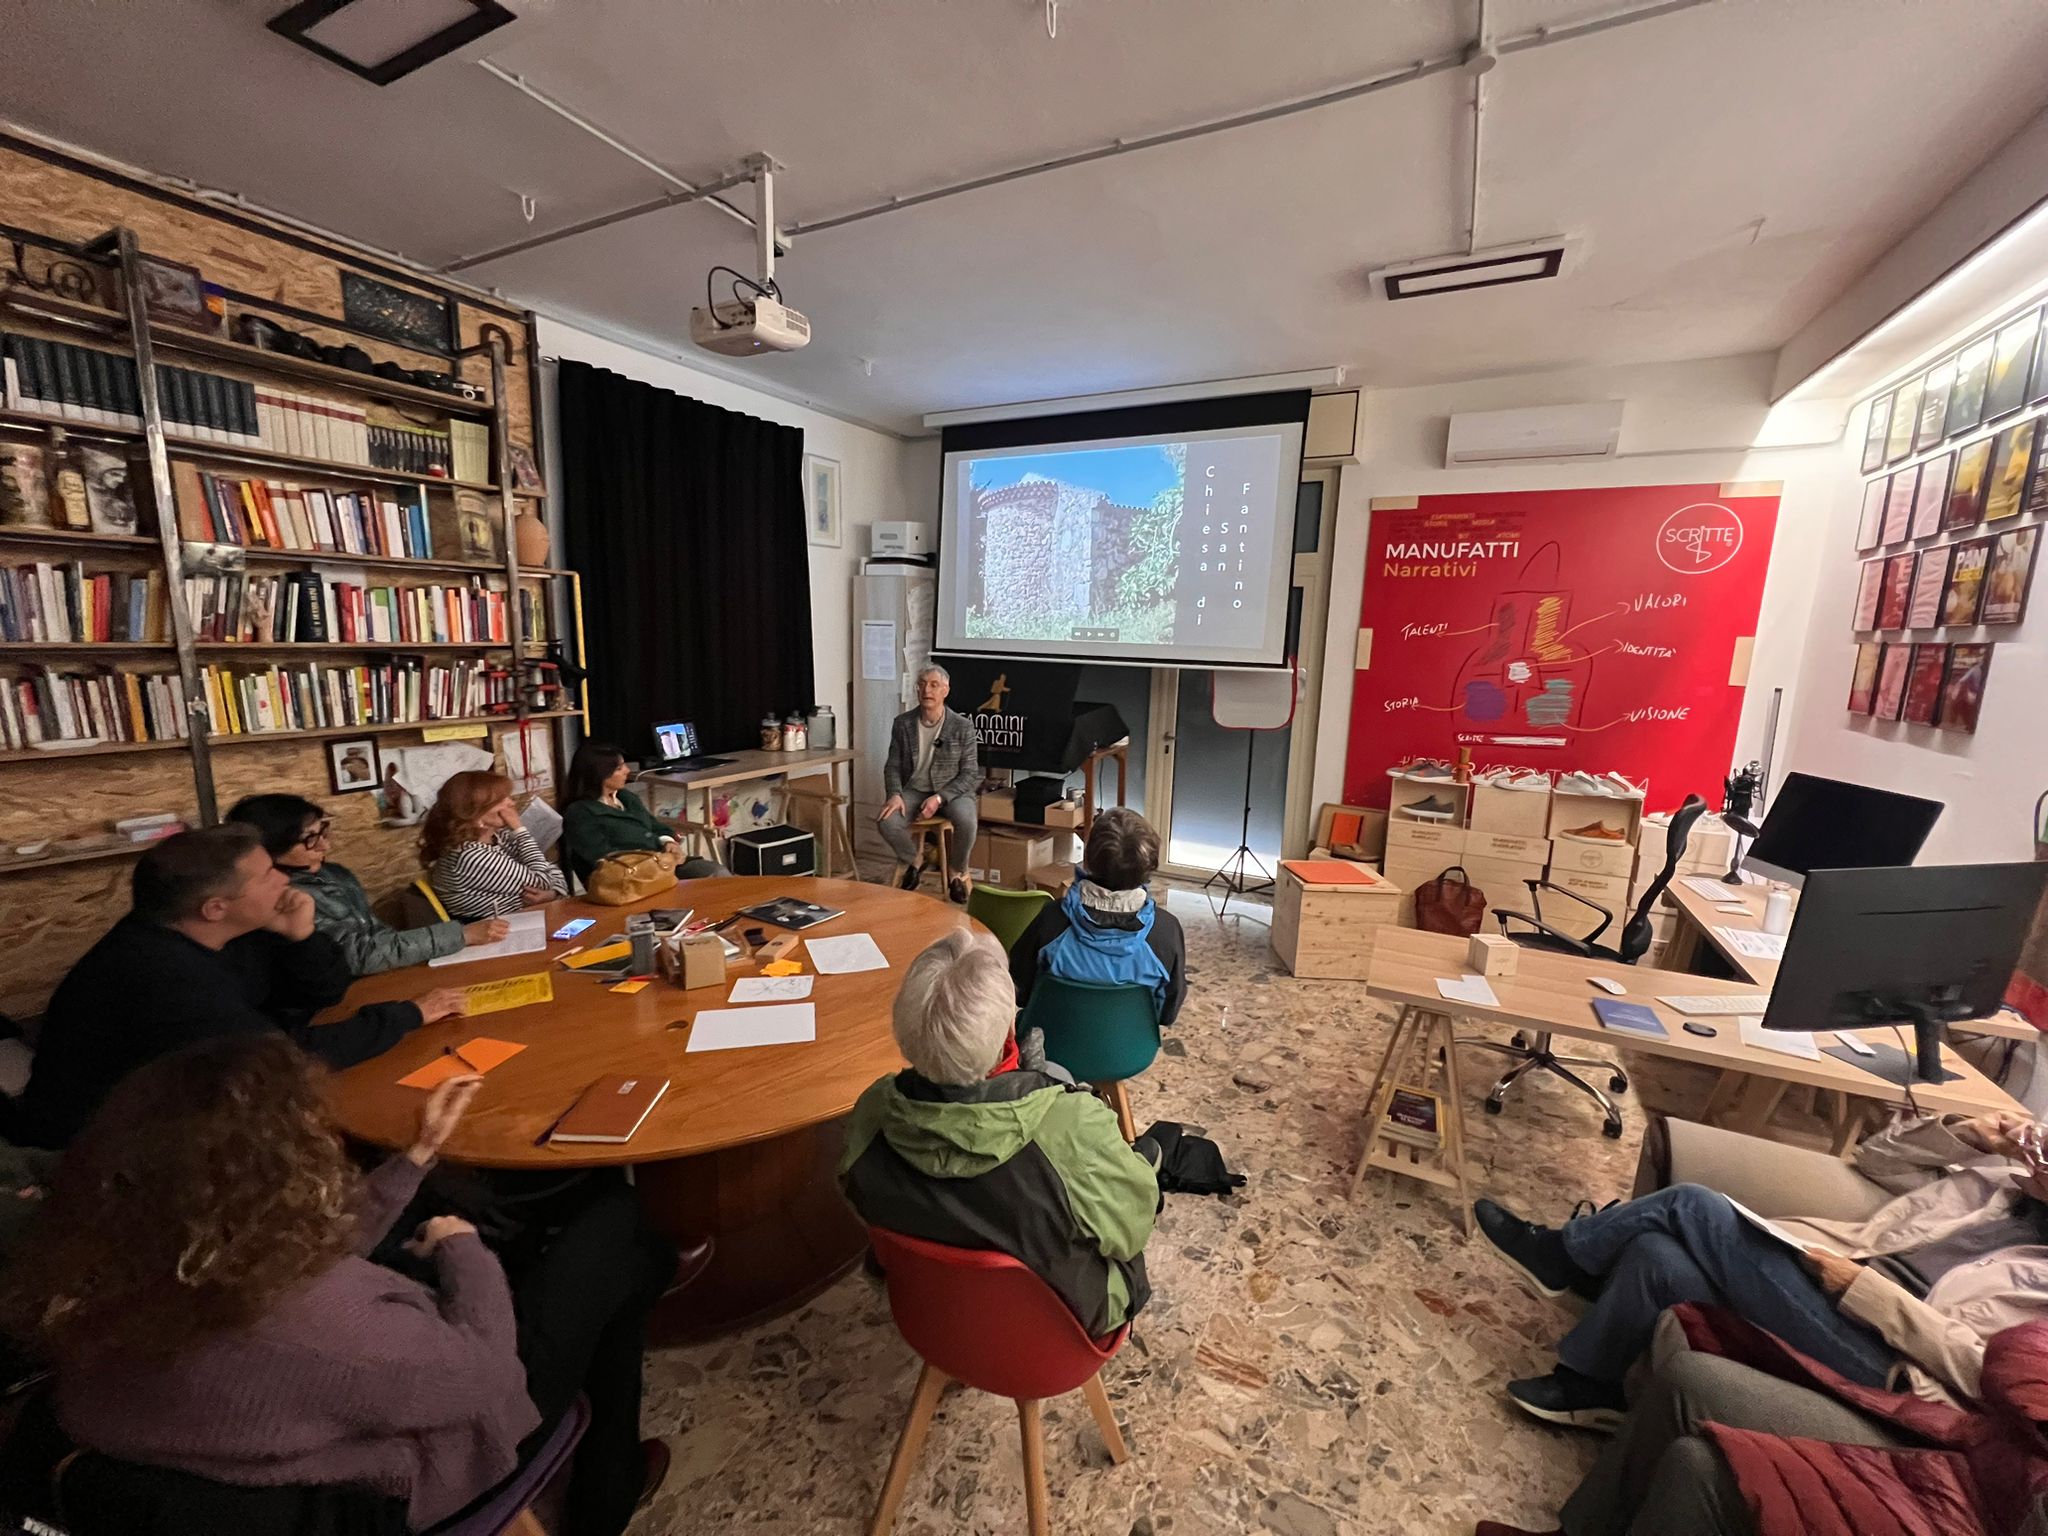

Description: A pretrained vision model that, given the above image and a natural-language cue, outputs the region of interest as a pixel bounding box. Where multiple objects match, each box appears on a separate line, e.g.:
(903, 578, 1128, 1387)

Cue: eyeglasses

(299, 819, 333, 848)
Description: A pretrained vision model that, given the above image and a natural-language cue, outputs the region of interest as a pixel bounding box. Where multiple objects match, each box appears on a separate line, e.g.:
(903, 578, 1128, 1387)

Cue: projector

(689, 295, 811, 356)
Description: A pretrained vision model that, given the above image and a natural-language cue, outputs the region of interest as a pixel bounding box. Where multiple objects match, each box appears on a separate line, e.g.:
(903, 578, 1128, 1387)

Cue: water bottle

(1763, 882, 1793, 936)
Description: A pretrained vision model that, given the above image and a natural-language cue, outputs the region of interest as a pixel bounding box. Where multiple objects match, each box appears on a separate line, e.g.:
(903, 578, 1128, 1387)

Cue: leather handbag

(585, 849, 677, 906)
(1414, 864, 1488, 936)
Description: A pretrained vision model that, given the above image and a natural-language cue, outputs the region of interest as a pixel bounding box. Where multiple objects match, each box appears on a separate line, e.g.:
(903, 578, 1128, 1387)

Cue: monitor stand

(1821, 1040, 1962, 1089)
(1824, 995, 1970, 1087)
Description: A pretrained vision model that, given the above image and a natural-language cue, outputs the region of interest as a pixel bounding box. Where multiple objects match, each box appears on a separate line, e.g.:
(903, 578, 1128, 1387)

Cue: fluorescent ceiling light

(269, 0, 514, 85)
(1372, 239, 1574, 301)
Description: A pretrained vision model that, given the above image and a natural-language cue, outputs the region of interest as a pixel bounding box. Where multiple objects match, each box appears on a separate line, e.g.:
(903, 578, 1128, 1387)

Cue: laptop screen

(653, 722, 694, 760)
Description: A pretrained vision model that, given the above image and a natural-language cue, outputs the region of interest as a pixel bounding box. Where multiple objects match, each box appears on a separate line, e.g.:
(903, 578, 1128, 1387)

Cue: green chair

(1019, 975, 1161, 1142)
(965, 884, 1052, 954)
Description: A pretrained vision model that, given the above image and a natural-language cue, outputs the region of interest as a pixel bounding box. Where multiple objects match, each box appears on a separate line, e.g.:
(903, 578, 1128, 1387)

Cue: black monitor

(652, 721, 698, 761)
(1760, 862, 2048, 1084)
(1742, 772, 1943, 888)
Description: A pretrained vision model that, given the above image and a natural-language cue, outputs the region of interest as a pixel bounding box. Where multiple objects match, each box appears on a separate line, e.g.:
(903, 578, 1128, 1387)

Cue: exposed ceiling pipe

(1465, 0, 1494, 256)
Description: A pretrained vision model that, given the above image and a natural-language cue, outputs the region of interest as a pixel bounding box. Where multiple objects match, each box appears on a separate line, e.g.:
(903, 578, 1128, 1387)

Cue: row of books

(183, 571, 514, 646)
(172, 464, 433, 559)
(1, 332, 479, 477)
(0, 562, 166, 644)
(199, 658, 514, 736)
(0, 665, 189, 751)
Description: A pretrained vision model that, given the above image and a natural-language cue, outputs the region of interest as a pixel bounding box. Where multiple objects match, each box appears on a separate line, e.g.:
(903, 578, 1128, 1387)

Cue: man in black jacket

(18, 824, 464, 1147)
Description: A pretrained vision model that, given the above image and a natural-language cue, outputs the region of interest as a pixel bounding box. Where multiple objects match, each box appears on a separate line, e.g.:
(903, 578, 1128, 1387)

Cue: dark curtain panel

(558, 360, 815, 755)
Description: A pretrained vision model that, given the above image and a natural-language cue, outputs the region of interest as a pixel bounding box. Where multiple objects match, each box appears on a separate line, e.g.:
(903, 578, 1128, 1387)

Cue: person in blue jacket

(1009, 807, 1186, 1029)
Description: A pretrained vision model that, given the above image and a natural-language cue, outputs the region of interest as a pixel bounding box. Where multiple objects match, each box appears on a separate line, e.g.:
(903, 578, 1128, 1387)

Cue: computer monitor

(652, 721, 698, 762)
(1742, 772, 1943, 888)
(1760, 861, 2048, 1084)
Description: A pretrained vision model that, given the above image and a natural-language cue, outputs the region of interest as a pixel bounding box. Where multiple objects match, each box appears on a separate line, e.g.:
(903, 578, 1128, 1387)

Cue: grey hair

(892, 929, 1014, 1085)
(916, 663, 950, 686)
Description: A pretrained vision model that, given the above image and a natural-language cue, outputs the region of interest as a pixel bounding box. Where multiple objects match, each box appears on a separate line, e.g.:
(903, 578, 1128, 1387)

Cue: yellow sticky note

(397, 1036, 526, 1089)
(761, 959, 804, 977)
(463, 973, 554, 1016)
(610, 978, 651, 995)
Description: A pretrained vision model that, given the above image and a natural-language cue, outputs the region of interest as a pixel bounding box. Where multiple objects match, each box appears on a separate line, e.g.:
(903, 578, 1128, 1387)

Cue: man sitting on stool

(877, 664, 980, 903)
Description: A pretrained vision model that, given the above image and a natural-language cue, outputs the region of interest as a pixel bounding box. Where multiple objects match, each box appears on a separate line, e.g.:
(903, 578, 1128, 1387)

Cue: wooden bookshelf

(0, 405, 145, 446)
(204, 709, 581, 748)
(151, 328, 495, 416)
(226, 547, 513, 579)
(194, 640, 512, 653)
(0, 641, 172, 654)
(0, 736, 191, 765)
(0, 526, 160, 552)
(168, 439, 497, 495)
(0, 840, 158, 877)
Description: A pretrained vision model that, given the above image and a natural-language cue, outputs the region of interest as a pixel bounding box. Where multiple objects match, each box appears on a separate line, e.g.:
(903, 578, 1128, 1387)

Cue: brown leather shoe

(636, 1438, 672, 1511)
(660, 1236, 715, 1300)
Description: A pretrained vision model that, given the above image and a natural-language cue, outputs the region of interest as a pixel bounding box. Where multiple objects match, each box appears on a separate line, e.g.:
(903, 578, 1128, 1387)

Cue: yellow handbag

(585, 849, 678, 906)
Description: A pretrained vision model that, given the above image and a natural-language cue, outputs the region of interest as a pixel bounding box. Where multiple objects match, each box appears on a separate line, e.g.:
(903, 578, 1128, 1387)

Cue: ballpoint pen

(443, 1043, 484, 1072)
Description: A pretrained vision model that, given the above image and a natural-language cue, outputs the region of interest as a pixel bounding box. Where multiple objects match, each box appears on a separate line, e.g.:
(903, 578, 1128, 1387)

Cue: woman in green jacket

(560, 743, 723, 885)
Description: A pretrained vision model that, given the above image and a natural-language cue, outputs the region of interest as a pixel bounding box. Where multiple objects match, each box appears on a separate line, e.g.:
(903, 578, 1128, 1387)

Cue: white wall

(534, 316, 939, 739)
(1310, 352, 1846, 816)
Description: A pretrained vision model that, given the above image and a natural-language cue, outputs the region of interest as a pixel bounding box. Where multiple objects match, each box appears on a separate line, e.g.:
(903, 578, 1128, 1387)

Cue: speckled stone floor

(630, 884, 1738, 1536)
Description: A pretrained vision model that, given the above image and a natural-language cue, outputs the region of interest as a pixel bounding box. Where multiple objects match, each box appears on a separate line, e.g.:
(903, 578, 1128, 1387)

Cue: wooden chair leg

(1017, 1399, 1050, 1536)
(1080, 1372, 1130, 1464)
(1109, 1080, 1137, 1143)
(869, 1364, 949, 1536)
(505, 1512, 548, 1536)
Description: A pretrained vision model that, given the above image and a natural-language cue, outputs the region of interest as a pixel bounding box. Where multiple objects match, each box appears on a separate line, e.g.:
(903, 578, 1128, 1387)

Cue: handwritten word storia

(1383, 697, 1421, 712)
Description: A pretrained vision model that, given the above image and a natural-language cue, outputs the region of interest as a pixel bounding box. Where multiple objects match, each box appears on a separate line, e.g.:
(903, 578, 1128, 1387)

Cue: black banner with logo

(942, 658, 1081, 772)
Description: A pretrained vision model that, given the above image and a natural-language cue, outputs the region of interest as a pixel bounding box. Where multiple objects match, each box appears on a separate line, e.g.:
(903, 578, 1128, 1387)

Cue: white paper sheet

(1737, 1015, 1819, 1059)
(685, 1003, 817, 1053)
(519, 796, 564, 852)
(728, 974, 815, 1003)
(1714, 926, 1787, 961)
(861, 621, 898, 681)
(1834, 1030, 1877, 1056)
(1435, 974, 1501, 1007)
(429, 909, 548, 967)
(1725, 1195, 1839, 1255)
(806, 933, 890, 975)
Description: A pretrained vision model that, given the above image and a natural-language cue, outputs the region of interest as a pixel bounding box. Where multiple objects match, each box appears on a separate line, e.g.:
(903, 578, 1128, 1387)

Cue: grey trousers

(878, 794, 978, 868)
(1560, 1342, 1908, 1536)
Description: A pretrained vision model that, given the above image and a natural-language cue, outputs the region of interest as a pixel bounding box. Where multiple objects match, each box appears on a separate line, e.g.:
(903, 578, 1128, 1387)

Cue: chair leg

(1080, 1372, 1130, 1465)
(506, 1513, 548, 1536)
(1095, 1080, 1136, 1143)
(1018, 1399, 1050, 1536)
(1546, 1061, 1626, 1138)
(869, 1363, 949, 1536)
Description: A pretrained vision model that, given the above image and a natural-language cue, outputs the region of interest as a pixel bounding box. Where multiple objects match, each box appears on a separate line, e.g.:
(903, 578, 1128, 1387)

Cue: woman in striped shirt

(420, 770, 567, 920)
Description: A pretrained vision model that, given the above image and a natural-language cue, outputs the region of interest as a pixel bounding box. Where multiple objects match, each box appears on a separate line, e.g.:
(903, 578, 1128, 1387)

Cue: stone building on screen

(971, 474, 1144, 625)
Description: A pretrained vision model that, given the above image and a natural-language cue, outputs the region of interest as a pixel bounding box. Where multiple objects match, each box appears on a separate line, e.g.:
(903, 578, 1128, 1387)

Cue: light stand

(1721, 812, 1760, 885)
(1205, 729, 1274, 919)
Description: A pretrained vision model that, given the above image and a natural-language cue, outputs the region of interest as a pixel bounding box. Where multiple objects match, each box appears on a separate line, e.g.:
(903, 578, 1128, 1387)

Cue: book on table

(549, 1074, 671, 1144)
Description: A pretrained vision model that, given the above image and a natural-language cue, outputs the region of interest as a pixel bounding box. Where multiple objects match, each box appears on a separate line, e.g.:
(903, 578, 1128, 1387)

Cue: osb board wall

(0, 139, 546, 1016)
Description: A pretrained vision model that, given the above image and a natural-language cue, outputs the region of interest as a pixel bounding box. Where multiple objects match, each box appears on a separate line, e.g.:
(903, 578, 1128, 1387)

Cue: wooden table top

(323, 876, 975, 1169)
(1668, 874, 1783, 986)
(1368, 927, 2023, 1119)
(636, 746, 854, 794)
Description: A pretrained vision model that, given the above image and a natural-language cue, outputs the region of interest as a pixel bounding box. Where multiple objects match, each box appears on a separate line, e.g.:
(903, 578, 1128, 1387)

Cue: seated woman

(228, 792, 509, 975)
(559, 743, 722, 885)
(421, 770, 567, 921)
(5, 1035, 682, 1536)
(840, 930, 1161, 1337)
(1009, 807, 1187, 1027)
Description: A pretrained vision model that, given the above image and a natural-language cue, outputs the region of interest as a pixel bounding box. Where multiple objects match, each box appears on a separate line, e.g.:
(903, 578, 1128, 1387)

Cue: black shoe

(1563, 1200, 1616, 1305)
(898, 862, 924, 891)
(1474, 1198, 1592, 1300)
(1505, 1366, 1627, 1432)
(948, 876, 969, 904)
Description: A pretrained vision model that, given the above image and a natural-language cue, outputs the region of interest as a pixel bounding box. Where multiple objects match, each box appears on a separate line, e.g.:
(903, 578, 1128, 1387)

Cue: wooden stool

(891, 817, 955, 892)
(784, 777, 858, 877)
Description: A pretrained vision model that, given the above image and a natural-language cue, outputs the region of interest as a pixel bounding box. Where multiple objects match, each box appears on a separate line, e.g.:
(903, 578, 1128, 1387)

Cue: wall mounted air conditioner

(1444, 401, 1625, 467)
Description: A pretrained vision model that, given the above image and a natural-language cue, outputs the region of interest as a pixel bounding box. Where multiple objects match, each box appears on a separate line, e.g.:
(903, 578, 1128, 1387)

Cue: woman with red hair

(421, 769, 566, 920)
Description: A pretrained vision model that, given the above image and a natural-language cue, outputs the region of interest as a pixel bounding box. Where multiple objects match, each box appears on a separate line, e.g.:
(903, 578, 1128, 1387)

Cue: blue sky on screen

(966, 443, 1180, 507)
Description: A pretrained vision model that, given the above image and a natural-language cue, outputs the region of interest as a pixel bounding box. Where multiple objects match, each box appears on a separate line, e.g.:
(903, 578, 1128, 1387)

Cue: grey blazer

(884, 707, 980, 802)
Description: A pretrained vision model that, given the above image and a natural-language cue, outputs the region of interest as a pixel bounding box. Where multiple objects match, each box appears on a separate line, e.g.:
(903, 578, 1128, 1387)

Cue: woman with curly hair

(420, 769, 566, 921)
(7, 1036, 681, 1534)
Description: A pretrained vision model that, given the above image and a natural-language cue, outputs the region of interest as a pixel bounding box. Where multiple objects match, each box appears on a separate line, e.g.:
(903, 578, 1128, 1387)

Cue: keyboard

(1657, 993, 1773, 1016)
(651, 755, 734, 772)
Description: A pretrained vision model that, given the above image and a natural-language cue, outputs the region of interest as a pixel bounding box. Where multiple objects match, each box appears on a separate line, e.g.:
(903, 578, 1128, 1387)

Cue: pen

(443, 1043, 483, 1072)
(531, 1099, 577, 1147)
(557, 945, 586, 964)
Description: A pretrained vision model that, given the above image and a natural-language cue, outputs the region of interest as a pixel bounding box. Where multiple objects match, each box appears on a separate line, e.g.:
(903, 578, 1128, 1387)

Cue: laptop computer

(651, 720, 732, 772)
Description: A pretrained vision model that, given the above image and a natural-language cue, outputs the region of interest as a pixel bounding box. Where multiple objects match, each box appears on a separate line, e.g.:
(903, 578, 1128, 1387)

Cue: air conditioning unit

(1444, 401, 1625, 467)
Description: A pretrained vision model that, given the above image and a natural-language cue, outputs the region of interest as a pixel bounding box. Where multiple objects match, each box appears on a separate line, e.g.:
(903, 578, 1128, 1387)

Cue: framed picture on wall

(1937, 643, 1993, 734)
(1880, 465, 1918, 545)
(1984, 524, 2040, 626)
(1942, 538, 1993, 627)
(2032, 319, 2048, 409)
(1901, 644, 1948, 725)
(1945, 437, 1993, 530)
(1946, 335, 1995, 437)
(1873, 642, 1912, 720)
(1855, 480, 1886, 551)
(1885, 375, 1923, 464)
(1909, 451, 1952, 540)
(2027, 438, 2048, 521)
(1983, 311, 2040, 422)
(327, 737, 381, 794)
(1860, 392, 1893, 474)
(1847, 641, 1882, 715)
(1878, 551, 1917, 630)
(1853, 559, 1884, 631)
(1984, 418, 2038, 522)
(803, 453, 842, 548)
(1915, 359, 1955, 452)
(1907, 549, 1948, 629)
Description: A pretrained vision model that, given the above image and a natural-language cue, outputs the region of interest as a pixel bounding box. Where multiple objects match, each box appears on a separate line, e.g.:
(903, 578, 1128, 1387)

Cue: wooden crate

(1272, 860, 1404, 979)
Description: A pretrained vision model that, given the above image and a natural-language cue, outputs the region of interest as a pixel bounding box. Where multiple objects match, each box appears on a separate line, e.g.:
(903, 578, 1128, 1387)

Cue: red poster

(1345, 484, 1780, 810)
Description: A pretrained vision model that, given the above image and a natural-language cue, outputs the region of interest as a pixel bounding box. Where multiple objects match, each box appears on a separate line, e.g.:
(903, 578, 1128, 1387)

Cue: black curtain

(558, 360, 815, 755)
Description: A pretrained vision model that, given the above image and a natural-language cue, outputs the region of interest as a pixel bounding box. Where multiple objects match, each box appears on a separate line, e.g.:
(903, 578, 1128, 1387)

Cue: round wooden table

(324, 876, 978, 1341)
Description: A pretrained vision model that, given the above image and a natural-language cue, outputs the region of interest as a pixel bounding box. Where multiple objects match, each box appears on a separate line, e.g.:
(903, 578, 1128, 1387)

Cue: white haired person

(876, 665, 980, 903)
(839, 930, 1162, 1335)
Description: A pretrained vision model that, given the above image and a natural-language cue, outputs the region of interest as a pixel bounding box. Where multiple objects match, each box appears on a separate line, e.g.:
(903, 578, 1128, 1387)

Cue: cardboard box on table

(1541, 868, 1634, 939)
(1468, 776, 1552, 837)
(1639, 811, 1736, 875)
(1547, 786, 1643, 847)
(1549, 834, 1636, 879)
(1271, 860, 1403, 978)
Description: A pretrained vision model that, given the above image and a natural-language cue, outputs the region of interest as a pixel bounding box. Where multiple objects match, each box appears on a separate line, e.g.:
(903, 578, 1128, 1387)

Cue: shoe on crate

(1402, 795, 1458, 820)
(1396, 757, 1455, 781)
(1559, 821, 1626, 842)
(1554, 771, 1606, 795)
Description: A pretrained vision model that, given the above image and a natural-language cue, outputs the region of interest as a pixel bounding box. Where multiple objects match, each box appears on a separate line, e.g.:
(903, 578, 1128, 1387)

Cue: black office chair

(1461, 793, 1710, 1138)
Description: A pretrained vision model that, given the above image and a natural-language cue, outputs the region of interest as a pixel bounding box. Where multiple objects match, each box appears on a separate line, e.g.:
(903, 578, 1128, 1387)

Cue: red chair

(865, 1227, 1132, 1536)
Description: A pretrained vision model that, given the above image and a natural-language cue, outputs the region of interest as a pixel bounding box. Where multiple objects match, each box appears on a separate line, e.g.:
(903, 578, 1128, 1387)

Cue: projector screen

(935, 394, 1308, 667)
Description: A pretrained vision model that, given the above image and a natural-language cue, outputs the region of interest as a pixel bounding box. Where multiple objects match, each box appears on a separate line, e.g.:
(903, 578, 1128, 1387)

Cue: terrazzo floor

(630, 883, 1741, 1536)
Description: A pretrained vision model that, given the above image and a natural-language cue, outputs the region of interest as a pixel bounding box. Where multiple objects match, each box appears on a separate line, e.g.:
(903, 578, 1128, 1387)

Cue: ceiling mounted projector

(689, 292, 811, 355)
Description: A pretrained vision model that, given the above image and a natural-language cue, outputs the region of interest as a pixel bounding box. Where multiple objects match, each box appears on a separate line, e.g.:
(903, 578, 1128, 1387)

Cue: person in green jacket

(228, 793, 508, 976)
(839, 928, 1161, 1336)
(560, 743, 723, 885)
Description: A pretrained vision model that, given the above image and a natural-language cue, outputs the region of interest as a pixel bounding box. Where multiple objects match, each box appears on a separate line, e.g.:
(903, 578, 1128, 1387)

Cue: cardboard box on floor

(1639, 811, 1736, 874)
(1271, 860, 1403, 978)
(973, 830, 1053, 888)
(1469, 775, 1552, 836)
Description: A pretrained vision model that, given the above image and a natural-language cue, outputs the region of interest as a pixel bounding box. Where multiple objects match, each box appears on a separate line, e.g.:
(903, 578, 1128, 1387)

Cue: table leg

(1350, 1005, 1418, 1200)
(1719, 1077, 1790, 1138)
(1429, 1010, 1475, 1236)
(1665, 911, 1704, 975)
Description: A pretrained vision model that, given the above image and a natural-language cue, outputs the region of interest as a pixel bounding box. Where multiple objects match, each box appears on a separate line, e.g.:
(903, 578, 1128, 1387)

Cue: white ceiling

(6, 0, 2048, 432)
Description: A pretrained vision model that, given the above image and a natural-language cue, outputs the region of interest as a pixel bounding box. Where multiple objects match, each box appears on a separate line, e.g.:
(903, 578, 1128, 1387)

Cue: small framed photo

(1914, 359, 1955, 452)
(2027, 437, 2048, 521)
(2031, 319, 2048, 409)
(1937, 643, 1993, 734)
(1901, 644, 1948, 725)
(1942, 538, 1993, 627)
(1909, 451, 1952, 540)
(1855, 479, 1886, 552)
(1984, 417, 2037, 522)
(328, 737, 381, 794)
(1945, 436, 1993, 530)
(507, 444, 546, 495)
(1847, 641, 1882, 714)
(1873, 642, 1912, 720)
(1984, 524, 2040, 626)
(1852, 559, 1884, 631)
(1907, 549, 1948, 628)
(1946, 335, 1995, 437)
(1880, 466, 1918, 546)
(1878, 551, 1917, 630)
(1982, 311, 2039, 423)
(803, 453, 842, 548)
(132, 254, 211, 330)
(1859, 392, 1893, 474)
(1885, 375, 1922, 464)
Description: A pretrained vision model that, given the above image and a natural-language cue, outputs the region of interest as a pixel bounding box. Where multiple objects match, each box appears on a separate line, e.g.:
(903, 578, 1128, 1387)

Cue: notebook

(548, 1074, 671, 1144)
(1592, 999, 1669, 1039)
(1280, 859, 1381, 885)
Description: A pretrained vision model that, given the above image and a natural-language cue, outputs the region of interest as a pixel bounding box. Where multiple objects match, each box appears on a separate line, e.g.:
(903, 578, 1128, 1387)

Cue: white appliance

(870, 520, 932, 557)
(688, 294, 812, 356)
(1444, 401, 1624, 466)
(853, 562, 937, 861)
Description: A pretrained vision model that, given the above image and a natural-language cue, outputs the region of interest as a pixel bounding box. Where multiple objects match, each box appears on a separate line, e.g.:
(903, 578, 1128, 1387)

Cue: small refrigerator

(852, 560, 936, 863)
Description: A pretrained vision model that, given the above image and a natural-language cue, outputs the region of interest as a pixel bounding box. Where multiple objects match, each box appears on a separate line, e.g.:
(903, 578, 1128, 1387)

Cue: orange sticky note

(610, 978, 651, 995)
(761, 959, 803, 977)
(398, 1037, 526, 1089)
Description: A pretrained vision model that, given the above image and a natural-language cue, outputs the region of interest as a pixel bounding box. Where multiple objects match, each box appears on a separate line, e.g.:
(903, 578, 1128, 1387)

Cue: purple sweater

(55, 1159, 539, 1529)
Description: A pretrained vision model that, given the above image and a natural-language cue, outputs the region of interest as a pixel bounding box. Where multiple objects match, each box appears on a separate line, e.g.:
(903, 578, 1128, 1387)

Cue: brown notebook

(549, 1074, 671, 1144)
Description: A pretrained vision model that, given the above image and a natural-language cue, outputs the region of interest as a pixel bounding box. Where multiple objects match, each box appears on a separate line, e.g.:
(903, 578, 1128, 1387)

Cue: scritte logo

(1656, 502, 1743, 574)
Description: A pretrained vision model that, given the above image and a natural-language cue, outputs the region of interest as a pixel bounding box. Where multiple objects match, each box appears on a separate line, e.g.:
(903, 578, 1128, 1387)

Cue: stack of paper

(429, 909, 547, 966)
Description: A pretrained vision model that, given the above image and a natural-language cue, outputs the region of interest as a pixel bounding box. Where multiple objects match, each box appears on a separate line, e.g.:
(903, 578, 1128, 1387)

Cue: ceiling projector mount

(690, 154, 810, 357)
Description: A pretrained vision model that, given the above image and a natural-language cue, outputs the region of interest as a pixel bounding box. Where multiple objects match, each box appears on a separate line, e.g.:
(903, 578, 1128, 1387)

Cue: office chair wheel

(1608, 1074, 1629, 1094)
(1601, 1119, 1623, 1139)
(1483, 1097, 1503, 1115)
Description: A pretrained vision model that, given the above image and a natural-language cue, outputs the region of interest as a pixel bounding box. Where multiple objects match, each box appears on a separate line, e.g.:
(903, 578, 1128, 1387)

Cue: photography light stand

(1205, 728, 1274, 918)
(1203, 663, 1299, 922)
